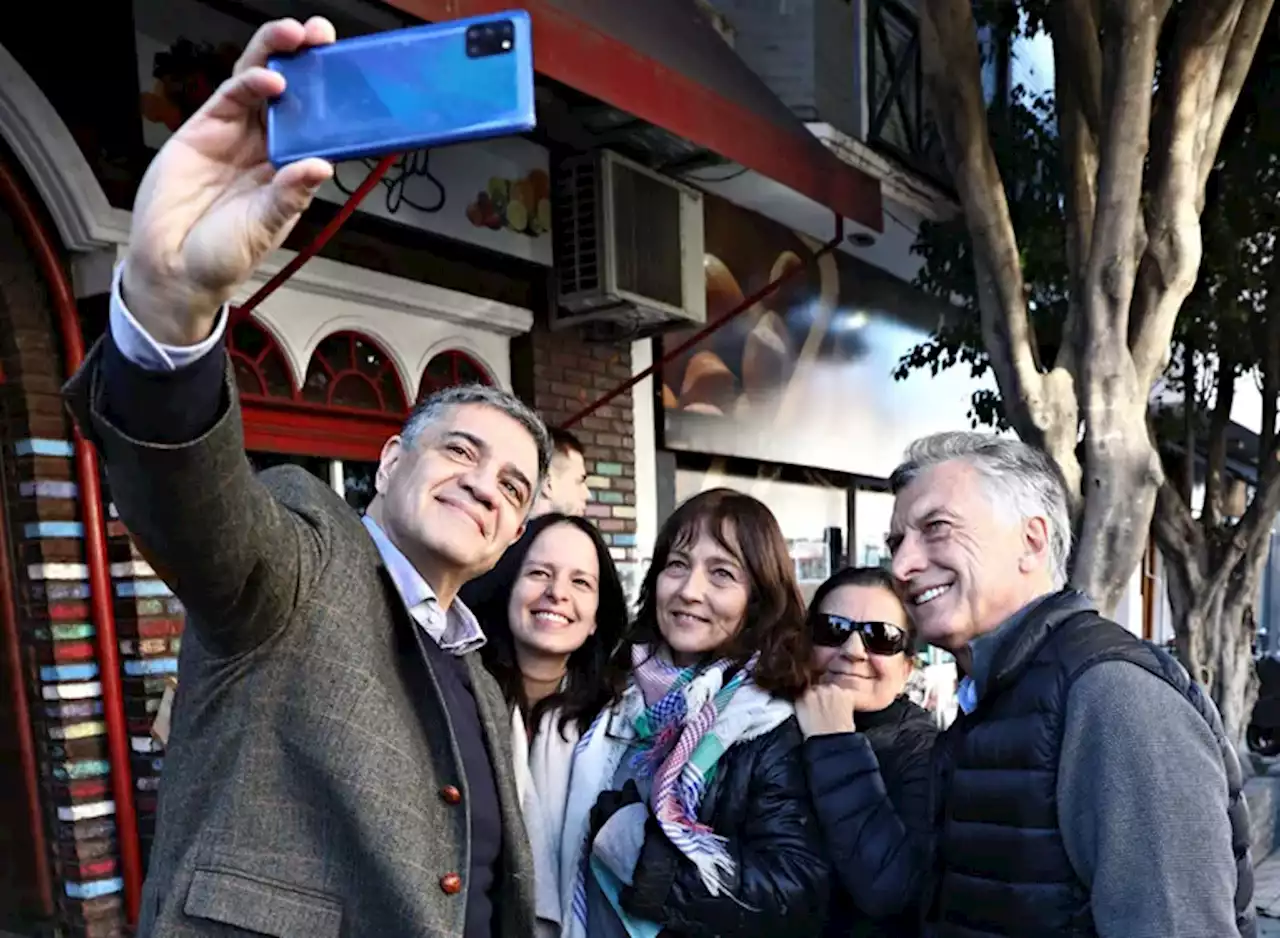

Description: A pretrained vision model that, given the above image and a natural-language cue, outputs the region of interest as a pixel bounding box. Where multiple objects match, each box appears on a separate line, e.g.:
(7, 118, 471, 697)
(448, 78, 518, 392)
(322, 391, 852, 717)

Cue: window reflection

(343, 461, 378, 513)
(247, 453, 377, 514)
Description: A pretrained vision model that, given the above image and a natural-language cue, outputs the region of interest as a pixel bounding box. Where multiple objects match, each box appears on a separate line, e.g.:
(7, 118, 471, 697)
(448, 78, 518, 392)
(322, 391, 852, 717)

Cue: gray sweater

(965, 608, 1240, 938)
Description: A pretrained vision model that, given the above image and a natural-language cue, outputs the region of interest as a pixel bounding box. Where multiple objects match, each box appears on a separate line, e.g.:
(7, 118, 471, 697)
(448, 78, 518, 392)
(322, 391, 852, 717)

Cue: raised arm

(62, 16, 341, 656)
(65, 307, 322, 657)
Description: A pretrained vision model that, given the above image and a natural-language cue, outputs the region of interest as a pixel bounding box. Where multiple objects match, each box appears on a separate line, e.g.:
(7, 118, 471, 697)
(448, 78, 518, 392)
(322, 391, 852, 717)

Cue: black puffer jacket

(614, 717, 830, 937)
(804, 696, 938, 937)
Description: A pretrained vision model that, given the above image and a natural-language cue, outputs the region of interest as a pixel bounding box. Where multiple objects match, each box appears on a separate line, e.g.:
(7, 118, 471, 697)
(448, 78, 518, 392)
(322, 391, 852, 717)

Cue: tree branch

(1153, 478, 1206, 564)
(1203, 349, 1238, 530)
(1131, 0, 1273, 387)
(1151, 479, 1207, 645)
(1260, 299, 1280, 485)
(1080, 0, 1161, 348)
(1215, 451, 1280, 597)
(1048, 0, 1103, 384)
(1219, 285, 1280, 589)
(920, 0, 1065, 444)
(1049, 0, 1105, 139)
(1199, 0, 1276, 194)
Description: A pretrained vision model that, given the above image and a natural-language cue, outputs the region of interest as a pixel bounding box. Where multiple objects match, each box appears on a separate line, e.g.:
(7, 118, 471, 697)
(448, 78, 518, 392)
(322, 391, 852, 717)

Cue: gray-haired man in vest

(873, 433, 1249, 936)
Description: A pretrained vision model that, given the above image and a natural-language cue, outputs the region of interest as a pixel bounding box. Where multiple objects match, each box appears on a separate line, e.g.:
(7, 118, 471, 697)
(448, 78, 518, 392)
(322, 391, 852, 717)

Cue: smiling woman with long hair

(558, 488, 828, 938)
(465, 512, 629, 937)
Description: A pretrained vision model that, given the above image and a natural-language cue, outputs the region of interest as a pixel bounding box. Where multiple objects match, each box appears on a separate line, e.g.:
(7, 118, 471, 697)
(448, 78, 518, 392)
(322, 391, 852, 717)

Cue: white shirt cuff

(109, 262, 228, 372)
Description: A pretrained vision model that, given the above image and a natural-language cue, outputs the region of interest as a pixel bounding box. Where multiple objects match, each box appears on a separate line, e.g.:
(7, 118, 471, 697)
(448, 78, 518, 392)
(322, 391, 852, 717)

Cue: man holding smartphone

(63, 17, 542, 938)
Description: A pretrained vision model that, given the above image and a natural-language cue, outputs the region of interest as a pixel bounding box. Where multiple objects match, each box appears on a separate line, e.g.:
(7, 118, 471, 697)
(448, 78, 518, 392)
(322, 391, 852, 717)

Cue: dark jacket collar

(978, 589, 1097, 701)
(855, 694, 913, 731)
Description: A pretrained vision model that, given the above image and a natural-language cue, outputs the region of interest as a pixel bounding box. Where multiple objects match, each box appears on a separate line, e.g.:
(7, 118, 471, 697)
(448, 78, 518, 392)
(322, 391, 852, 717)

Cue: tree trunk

(918, 0, 1274, 629)
(1154, 472, 1270, 745)
(1072, 413, 1163, 614)
(1165, 566, 1262, 744)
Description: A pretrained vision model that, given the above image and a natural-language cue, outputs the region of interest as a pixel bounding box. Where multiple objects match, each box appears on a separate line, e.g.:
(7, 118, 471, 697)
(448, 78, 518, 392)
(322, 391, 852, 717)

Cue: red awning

(380, 0, 884, 233)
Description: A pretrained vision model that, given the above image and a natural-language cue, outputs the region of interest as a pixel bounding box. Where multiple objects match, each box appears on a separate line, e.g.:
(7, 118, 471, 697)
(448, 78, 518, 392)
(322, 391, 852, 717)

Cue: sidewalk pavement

(1259, 849, 1280, 927)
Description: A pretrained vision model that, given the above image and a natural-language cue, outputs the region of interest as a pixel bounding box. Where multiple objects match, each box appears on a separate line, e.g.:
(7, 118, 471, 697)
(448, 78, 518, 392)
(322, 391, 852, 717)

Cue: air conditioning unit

(551, 149, 706, 334)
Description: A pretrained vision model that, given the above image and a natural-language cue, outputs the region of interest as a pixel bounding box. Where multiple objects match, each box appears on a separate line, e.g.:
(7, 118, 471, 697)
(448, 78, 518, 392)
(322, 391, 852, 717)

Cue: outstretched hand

(123, 17, 338, 345)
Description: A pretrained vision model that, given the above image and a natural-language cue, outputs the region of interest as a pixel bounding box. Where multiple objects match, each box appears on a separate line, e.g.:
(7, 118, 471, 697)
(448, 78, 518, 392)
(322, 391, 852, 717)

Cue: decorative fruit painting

(466, 168, 551, 237)
(140, 39, 240, 133)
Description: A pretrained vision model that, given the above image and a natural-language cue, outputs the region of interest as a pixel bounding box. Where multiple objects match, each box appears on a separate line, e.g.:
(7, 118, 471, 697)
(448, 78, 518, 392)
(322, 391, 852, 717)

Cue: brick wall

(517, 330, 638, 564)
(0, 197, 126, 936)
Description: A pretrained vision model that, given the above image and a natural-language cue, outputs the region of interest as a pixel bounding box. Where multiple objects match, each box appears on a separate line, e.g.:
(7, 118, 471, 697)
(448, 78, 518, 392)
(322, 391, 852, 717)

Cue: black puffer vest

(926, 591, 1254, 938)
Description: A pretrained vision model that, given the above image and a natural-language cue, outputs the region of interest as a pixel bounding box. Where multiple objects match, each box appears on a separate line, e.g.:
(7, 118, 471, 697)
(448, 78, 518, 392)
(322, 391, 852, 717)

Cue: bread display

(679, 350, 737, 411)
(704, 253, 746, 322)
(742, 310, 794, 403)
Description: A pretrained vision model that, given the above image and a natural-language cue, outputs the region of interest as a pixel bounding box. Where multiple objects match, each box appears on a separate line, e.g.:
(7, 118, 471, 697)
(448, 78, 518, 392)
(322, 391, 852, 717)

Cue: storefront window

(248, 453, 379, 513)
(342, 461, 378, 512)
(854, 489, 895, 568)
(674, 467, 846, 600)
(302, 331, 408, 414)
(659, 192, 995, 478)
(418, 349, 493, 399)
(227, 316, 295, 399)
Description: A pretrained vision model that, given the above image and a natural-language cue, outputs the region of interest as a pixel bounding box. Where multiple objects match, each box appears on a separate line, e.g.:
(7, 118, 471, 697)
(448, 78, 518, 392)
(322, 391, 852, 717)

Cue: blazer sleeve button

(440, 784, 462, 805)
(440, 873, 463, 895)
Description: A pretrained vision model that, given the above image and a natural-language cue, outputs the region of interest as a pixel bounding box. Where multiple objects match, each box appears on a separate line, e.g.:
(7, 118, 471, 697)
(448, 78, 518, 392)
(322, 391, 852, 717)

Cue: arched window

(302, 332, 407, 415)
(227, 316, 295, 400)
(228, 320, 411, 463)
(417, 349, 493, 401)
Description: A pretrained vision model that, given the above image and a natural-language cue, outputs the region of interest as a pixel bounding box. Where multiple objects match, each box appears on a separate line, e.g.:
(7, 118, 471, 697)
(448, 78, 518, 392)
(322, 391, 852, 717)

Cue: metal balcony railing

(867, 0, 950, 185)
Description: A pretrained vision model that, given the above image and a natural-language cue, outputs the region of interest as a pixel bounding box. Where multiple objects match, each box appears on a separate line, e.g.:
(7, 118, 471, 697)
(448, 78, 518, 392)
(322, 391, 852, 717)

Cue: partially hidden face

(507, 521, 600, 659)
(375, 402, 541, 579)
(811, 584, 913, 713)
(888, 459, 1044, 651)
(544, 448, 590, 517)
(656, 523, 750, 666)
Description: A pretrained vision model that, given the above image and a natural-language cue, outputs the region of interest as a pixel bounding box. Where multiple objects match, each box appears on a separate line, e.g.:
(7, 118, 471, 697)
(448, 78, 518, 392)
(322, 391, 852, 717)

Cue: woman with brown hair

(558, 488, 828, 938)
(464, 513, 631, 938)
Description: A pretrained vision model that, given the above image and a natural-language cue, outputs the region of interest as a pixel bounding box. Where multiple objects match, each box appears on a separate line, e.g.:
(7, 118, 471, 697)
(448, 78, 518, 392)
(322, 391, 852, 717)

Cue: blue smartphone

(265, 11, 535, 168)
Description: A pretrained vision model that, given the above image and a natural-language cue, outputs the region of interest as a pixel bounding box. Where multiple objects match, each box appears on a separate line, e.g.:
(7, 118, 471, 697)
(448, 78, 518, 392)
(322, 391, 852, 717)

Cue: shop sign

(660, 192, 998, 478)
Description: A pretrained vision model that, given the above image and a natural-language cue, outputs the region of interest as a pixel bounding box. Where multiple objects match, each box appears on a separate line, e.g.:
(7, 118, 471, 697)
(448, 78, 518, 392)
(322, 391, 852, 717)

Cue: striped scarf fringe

(570, 647, 758, 930)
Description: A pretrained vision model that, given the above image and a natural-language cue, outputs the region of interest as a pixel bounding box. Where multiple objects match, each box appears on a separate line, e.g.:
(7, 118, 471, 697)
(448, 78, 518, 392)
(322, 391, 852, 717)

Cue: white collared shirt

(362, 515, 486, 656)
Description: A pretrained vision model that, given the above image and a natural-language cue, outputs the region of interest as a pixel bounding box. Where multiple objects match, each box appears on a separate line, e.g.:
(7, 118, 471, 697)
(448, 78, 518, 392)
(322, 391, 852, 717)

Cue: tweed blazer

(63, 342, 536, 938)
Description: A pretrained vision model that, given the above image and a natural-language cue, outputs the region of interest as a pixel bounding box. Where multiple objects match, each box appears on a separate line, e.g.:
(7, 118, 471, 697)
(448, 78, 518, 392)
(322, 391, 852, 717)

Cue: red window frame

(417, 349, 494, 401)
(227, 315, 407, 463)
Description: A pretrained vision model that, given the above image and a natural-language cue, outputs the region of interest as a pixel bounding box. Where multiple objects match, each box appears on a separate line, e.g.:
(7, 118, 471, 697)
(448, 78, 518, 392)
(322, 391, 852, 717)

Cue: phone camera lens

(466, 20, 514, 57)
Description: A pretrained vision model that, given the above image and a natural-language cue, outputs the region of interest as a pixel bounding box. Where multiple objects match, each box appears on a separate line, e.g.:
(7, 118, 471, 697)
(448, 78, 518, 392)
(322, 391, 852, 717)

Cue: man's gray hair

(401, 383, 554, 483)
(889, 432, 1073, 588)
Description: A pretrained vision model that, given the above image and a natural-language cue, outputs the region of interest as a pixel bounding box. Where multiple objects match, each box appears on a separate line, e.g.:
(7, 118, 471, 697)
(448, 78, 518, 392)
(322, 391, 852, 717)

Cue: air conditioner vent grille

(553, 160, 600, 296)
(610, 162, 683, 308)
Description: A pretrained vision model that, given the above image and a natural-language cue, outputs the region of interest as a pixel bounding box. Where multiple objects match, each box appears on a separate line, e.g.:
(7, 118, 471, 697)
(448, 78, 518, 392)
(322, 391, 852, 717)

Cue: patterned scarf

(628, 644, 754, 887)
(567, 645, 790, 934)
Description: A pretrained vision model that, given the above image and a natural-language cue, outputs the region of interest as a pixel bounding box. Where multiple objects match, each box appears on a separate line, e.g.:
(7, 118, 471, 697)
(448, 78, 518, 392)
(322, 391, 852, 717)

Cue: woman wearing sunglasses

(795, 566, 937, 937)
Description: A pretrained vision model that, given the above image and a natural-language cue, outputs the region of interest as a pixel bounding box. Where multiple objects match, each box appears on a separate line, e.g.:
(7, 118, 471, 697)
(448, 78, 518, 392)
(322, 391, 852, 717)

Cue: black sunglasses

(810, 613, 912, 656)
